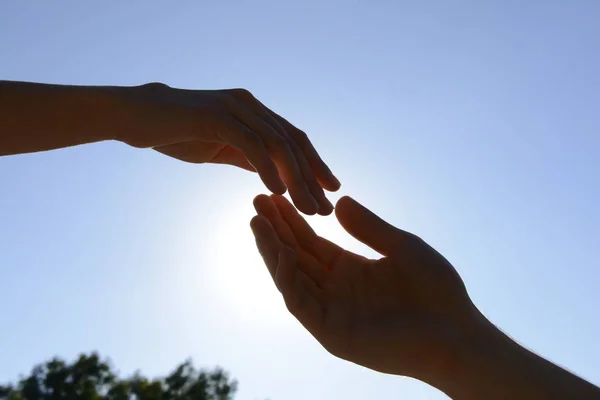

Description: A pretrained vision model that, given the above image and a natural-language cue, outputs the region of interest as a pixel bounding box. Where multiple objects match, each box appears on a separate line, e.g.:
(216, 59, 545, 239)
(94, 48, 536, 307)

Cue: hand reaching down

(124, 84, 340, 215)
(0, 81, 340, 215)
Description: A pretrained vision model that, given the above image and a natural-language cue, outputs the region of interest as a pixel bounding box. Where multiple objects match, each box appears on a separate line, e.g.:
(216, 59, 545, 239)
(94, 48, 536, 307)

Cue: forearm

(434, 314, 600, 399)
(0, 81, 134, 155)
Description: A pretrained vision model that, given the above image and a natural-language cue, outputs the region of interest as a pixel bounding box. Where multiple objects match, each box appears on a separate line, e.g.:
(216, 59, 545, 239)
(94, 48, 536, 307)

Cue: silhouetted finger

(335, 196, 414, 256)
(250, 215, 325, 297)
(253, 194, 298, 246)
(287, 138, 333, 215)
(250, 215, 283, 281)
(270, 195, 317, 238)
(219, 118, 285, 194)
(272, 195, 346, 268)
(253, 194, 329, 286)
(229, 89, 330, 213)
(234, 108, 318, 215)
(254, 105, 333, 215)
(267, 109, 340, 192)
(276, 247, 325, 335)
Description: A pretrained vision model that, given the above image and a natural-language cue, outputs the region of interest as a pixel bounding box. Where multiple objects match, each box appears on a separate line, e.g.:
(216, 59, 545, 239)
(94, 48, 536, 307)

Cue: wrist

(111, 82, 178, 148)
(425, 309, 510, 399)
(101, 84, 155, 146)
(431, 309, 571, 400)
(442, 312, 505, 399)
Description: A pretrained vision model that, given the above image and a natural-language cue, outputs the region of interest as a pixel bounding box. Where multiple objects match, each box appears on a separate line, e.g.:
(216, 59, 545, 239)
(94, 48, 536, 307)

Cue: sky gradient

(1, 1, 599, 399)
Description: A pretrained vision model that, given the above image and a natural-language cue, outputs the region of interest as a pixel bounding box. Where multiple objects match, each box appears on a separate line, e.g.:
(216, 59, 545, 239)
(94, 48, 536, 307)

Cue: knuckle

(404, 232, 426, 250)
(141, 82, 170, 91)
(229, 88, 255, 101)
(410, 232, 424, 243)
(295, 128, 309, 142)
(288, 127, 310, 148)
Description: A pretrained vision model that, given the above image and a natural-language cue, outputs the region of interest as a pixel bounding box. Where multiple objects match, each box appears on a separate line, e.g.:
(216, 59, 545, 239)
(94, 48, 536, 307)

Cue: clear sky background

(1, 1, 599, 399)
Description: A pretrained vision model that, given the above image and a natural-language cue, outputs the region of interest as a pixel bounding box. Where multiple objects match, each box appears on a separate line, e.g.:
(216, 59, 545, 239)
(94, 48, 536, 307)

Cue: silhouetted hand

(250, 194, 478, 381)
(1, 81, 339, 214)
(250, 194, 600, 399)
(121, 84, 339, 215)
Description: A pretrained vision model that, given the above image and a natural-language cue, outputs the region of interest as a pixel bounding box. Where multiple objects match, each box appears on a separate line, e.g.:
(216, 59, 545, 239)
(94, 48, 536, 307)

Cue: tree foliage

(0, 353, 237, 400)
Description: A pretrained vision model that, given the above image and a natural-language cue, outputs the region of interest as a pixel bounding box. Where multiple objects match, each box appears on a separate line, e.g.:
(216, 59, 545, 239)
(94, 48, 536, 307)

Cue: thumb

(335, 196, 409, 256)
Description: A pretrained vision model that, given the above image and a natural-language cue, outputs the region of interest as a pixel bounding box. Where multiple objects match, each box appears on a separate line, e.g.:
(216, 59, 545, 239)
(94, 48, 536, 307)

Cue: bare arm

(0, 81, 126, 154)
(0, 80, 340, 215)
(435, 311, 600, 399)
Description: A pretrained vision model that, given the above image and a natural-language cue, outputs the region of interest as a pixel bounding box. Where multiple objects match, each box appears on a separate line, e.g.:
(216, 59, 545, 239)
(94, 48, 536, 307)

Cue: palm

(155, 142, 256, 171)
(251, 194, 473, 378)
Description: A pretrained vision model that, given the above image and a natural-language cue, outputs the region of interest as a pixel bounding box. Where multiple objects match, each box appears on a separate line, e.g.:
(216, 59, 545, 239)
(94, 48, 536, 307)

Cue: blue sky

(1, 1, 599, 399)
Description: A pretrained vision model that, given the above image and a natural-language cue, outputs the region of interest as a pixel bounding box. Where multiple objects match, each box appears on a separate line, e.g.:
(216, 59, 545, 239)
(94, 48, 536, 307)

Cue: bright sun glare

(207, 194, 358, 327)
(208, 197, 286, 325)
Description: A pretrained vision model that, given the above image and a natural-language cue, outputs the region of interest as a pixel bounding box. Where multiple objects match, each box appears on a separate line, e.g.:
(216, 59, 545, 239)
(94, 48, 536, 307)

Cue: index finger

(217, 117, 286, 195)
(264, 107, 341, 192)
(253, 194, 329, 286)
(271, 195, 346, 269)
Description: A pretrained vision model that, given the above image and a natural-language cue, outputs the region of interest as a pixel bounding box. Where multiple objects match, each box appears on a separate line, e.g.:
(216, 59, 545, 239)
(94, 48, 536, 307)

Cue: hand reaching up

(250, 195, 600, 399)
(249, 194, 477, 382)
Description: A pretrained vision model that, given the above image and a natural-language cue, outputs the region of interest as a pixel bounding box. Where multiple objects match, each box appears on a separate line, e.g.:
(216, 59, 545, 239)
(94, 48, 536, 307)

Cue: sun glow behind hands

(209, 196, 285, 325)
(168, 162, 380, 333)
(207, 191, 381, 328)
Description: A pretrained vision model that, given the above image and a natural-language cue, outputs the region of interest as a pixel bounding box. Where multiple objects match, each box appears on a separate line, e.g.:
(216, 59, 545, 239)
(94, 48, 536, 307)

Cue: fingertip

(249, 214, 269, 231)
(253, 193, 272, 210)
(260, 170, 287, 196)
(325, 175, 342, 192)
(335, 195, 355, 212)
(317, 198, 334, 216)
(254, 159, 287, 195)
(250, 214, 261, 226)
(335, 195, 362, 223)
(316, 167, 341, 192)
(269, 179, 287, 196)
(299, 199, 319, 216)
(290, 192, 319, 216)
(253, 193, 270, 202)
